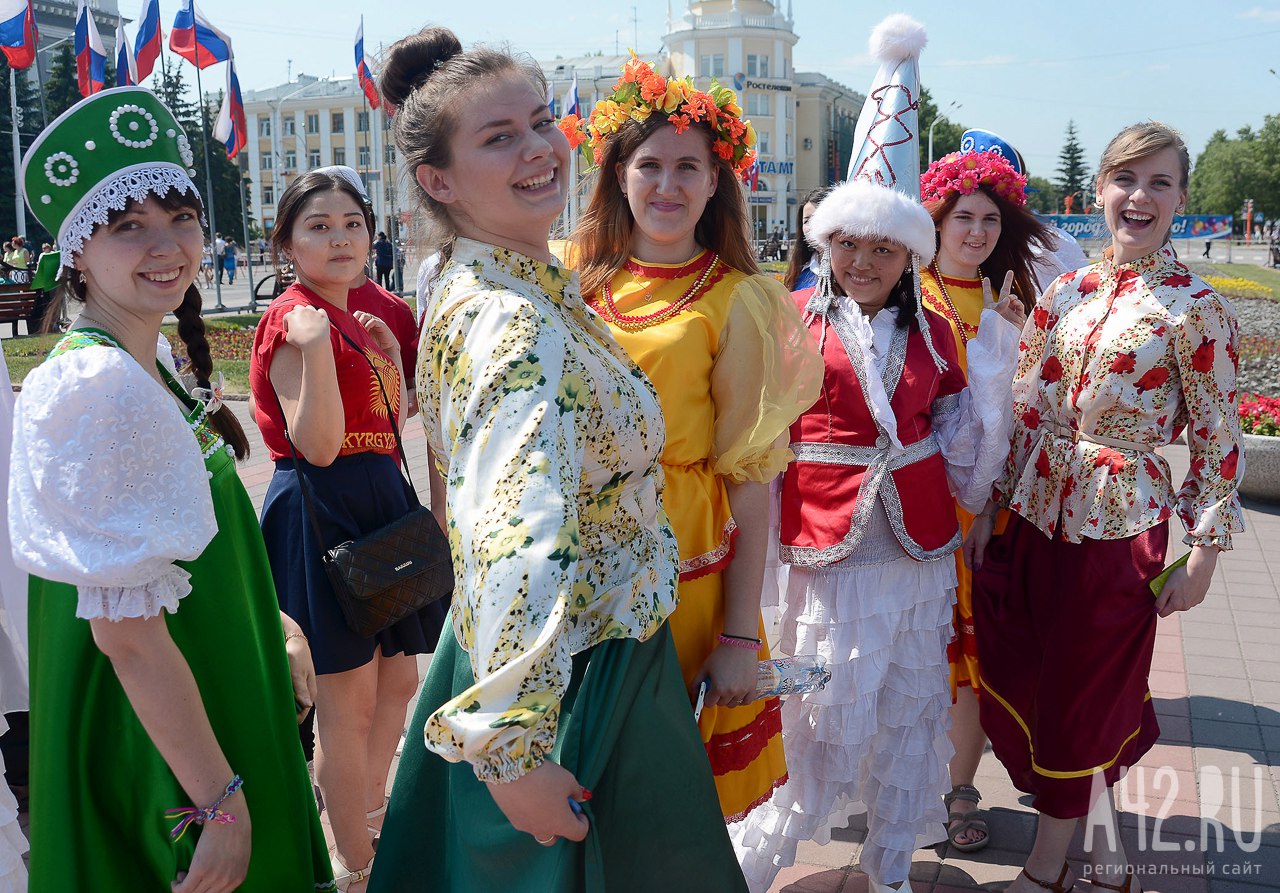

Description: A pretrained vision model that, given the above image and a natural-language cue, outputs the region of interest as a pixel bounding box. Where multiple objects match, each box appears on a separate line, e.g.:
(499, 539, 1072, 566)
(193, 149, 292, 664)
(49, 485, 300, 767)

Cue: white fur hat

(806, 178, 937, 265)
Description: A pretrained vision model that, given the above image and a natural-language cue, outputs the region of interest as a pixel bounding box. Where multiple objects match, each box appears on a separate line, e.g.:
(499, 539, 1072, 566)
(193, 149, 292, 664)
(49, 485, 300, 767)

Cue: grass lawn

(1193, 262, 1280, 298)
(5, 314, 262, 393)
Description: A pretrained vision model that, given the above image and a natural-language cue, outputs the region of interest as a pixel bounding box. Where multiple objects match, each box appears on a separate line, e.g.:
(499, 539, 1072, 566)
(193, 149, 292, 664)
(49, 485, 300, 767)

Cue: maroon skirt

(972, 512, 1167, 819)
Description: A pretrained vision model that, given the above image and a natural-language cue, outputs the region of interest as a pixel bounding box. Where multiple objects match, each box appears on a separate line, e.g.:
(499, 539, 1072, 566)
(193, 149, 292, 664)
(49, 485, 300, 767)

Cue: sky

(190, 0, 1280, 180)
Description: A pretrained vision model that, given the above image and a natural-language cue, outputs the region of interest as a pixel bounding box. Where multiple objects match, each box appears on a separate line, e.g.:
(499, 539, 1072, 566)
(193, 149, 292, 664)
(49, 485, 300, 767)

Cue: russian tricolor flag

(169, 0, 231, 70)
(0, 0, 37, 70)
(354, 20, 379, 110)
(115, 17, 137, 86)
(74, 0, 106, 97)
(213, 58, 247, 160)
(133, 0, 163, 82)
(564, 75, 579, 118)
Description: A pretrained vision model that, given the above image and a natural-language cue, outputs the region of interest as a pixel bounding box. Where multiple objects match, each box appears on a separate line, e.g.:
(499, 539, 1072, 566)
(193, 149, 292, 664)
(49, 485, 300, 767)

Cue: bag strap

(270, 317, 422, 548)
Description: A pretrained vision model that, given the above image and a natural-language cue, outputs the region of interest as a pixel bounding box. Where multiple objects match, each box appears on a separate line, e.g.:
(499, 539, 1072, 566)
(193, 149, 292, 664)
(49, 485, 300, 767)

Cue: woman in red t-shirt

(249, 168, 446, 888)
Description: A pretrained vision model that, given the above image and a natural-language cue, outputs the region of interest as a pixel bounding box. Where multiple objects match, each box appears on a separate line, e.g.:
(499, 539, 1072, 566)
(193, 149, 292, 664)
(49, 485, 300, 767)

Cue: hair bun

(379, 26, 463, 109)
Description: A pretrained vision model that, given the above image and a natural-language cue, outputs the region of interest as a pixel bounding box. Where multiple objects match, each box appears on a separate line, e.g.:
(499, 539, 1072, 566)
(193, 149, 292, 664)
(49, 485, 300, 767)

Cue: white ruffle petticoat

(0, 714, 28, 892)
(733, 506, 956, 892)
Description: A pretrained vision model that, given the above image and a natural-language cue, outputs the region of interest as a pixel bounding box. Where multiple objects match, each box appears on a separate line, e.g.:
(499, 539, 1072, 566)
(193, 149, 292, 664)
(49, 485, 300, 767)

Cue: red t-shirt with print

(346, 277, 418, 386)
(251, 283, 402, 462)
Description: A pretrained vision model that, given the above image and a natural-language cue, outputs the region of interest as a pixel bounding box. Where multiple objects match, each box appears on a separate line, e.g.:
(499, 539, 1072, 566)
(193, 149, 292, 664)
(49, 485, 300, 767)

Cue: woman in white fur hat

(731, 15, 1025, 893)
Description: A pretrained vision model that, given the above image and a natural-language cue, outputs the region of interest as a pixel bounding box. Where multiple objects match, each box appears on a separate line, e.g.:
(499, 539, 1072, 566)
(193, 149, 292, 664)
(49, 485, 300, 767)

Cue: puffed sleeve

(9, 344, 216, 621)
(710, 275, 823, 482)
(421, 293, 583, 783)
(1173, 291, 1245, 549)
(996, 278, 1060, 503)
(933, 308, 1020, 513)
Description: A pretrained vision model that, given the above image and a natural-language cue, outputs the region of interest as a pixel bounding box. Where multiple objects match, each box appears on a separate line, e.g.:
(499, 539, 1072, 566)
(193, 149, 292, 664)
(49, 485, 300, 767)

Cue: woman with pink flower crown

(732, 16, 1023, 893)
(917, 130, 1054, 854)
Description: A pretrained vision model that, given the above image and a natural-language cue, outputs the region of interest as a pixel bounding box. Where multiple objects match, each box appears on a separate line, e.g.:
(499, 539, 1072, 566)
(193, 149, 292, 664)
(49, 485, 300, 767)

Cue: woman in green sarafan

(10, 87, 333, 892)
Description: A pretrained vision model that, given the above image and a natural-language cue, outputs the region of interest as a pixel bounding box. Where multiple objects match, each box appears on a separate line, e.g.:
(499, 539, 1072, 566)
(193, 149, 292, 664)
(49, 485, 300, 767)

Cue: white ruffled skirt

(733, 544, 956, 891)
(0, 714, 27, 892)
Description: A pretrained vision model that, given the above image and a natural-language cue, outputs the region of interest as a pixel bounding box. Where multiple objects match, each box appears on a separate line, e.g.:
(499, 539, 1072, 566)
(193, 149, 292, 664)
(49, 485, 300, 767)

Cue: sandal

(943, 784, 990, 852)
(367, 798, 389, 849)
(1091, 872, 1137, 893)
(331, 849, 374, 892)
(1018, 862, 1075, 893)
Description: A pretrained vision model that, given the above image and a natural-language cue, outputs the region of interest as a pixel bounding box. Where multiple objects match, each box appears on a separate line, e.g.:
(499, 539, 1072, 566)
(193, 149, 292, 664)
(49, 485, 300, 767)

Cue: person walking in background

(214, 231, 226, 283)
(11, 87, 333, 892)
(918, 128, 1054, 854)
(566, 53, 822, 828)
(372, 231, 394, 290)
(223, 239, 238, 284)
(369, 26, 749, 892)
(966, 122, 1245, 893)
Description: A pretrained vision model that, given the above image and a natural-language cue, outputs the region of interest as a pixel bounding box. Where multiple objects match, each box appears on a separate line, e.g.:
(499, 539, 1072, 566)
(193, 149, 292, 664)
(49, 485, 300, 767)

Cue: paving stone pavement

(173, 408, 1280, 891)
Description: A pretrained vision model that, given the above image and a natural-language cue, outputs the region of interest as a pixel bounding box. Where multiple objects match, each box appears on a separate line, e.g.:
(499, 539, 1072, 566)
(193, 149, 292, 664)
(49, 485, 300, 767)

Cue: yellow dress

(919, 266, 1008, 701)
(594, 251, 821, 822)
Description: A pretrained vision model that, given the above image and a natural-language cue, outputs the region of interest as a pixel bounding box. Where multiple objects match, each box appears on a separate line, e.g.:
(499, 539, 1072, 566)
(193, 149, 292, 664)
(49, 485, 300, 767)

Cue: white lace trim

(58, 163, 200, 269)
(75, 565, 194, 622)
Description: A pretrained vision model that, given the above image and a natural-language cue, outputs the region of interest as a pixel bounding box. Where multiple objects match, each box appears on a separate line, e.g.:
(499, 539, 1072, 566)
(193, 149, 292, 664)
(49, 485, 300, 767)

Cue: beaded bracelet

(717, 633, 763, 652)
(165, 774, 243, 842)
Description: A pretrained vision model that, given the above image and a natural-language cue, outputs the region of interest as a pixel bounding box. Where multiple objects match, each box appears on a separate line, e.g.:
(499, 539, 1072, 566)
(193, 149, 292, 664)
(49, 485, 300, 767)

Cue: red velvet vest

(779, 288, 967, 567)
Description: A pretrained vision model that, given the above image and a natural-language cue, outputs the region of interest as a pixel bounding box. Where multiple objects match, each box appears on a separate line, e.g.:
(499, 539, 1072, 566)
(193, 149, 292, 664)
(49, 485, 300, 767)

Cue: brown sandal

(1018, 862, 1075, 893)
(943, 784, 990, 852)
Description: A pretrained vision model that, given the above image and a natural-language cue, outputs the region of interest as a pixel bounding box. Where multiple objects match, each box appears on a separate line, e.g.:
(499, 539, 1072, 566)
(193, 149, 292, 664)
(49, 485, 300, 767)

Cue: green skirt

(370, 622, 748, 893)
(26, 442, 333, 891)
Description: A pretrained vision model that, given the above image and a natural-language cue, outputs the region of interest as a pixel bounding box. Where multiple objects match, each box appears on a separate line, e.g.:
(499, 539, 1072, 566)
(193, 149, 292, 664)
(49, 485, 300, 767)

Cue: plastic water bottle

(754, 656, 831, 699)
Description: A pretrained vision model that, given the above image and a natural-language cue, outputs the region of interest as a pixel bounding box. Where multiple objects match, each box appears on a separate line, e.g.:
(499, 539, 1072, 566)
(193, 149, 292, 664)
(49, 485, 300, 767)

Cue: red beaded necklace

(929, 262, 981, 346)
(595, 251, 721, 332)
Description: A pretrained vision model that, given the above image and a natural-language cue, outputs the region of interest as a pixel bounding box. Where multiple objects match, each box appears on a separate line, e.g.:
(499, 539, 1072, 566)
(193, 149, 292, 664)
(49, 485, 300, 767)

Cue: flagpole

(32, 41, 48, 128)
(11, 69, 24, 238)
(193, 50, 223, 311)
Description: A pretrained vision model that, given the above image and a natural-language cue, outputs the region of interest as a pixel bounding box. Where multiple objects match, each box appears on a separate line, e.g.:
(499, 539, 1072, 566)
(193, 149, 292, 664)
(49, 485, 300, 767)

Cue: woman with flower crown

(732, 16, 1025, 893)
(565, 54, 822, 827)
(916, 132, 1053, 853)
(367, 27, 748, 893)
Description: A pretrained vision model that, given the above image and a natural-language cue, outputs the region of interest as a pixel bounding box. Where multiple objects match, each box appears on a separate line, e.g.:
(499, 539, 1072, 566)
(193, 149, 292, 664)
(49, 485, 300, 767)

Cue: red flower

(1156, 505, 1173, 522)
(1190, 336, 1216, 373)
(1134, 366, 1170, 392)
(1022, 406, 1041, 429)
(1144, 457, 1162, 480)
(1116, 270, 1140, 295)
(1094, 447, 1126, 476)
(1220, 445, 1240, 479)
(1040, 356, 1064, 384)
(1079, 272, 1101, 295)
(1163, 273, 1192, 288)
(1033, 306, 1050, 330)
(1035, 448, 1052, 479)
(1110, 351, 1137, 374)
(1191, 288, 1213, 300)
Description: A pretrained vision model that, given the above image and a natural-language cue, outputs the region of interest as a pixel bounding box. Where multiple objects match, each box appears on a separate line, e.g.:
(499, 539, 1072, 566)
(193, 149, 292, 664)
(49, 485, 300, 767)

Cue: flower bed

(1240, 392, 1280, 437)
(1204, 275, 1275, 300)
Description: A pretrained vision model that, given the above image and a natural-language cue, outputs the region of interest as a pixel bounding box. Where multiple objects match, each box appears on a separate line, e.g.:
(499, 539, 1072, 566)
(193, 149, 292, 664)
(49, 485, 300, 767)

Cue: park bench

(0, 282, 42, 337)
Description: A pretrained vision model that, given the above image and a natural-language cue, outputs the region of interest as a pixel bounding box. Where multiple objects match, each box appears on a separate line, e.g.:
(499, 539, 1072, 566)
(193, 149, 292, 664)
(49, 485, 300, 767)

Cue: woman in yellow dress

(564, 57, 821, 825)
(918, 133, 1052, 852)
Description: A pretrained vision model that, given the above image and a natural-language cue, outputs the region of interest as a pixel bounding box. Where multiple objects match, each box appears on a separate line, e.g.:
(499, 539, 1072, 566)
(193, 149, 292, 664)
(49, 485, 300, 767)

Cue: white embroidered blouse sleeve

(8, 345, 216, 621)
(933, 308, 1021, 513)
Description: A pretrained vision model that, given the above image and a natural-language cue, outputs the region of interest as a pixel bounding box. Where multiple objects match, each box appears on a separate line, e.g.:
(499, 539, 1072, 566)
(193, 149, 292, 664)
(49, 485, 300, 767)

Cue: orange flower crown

(557, 53, 757, 179)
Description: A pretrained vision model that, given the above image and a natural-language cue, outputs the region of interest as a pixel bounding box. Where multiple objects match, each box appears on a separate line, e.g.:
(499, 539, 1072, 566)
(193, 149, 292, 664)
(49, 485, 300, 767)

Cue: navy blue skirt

(261, 451, 448, 675)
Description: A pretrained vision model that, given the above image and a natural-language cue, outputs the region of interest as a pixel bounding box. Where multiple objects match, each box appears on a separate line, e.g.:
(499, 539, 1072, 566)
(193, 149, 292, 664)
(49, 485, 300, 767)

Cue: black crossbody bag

(276, 326, 453, 637)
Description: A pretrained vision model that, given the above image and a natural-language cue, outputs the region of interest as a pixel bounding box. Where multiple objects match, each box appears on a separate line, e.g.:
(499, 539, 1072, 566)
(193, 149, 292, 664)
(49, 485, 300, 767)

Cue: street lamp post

(927, 101, 961, 164)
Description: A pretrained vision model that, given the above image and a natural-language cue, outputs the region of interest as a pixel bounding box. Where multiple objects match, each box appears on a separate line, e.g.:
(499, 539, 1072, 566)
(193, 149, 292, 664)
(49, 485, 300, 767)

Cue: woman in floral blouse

(367, 27, 747, 893)
(965, 122, 1245, 893)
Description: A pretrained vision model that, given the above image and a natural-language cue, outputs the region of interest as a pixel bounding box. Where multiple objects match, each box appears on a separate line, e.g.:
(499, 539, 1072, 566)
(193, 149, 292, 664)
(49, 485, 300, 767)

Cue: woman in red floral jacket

(965, 122, 1245, 893)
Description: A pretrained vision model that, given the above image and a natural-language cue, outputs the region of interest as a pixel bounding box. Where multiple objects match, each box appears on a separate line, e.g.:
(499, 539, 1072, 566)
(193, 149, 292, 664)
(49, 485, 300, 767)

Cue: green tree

(43, 43, 80, 121)
(1055, 121, 1090, 212)
(917, 85, 965, 171)
(0, 60, 50, 242)
(193, 91, 254, 243)
(1188, 127, 1270, 226)
(1025, 175, 1061, 215)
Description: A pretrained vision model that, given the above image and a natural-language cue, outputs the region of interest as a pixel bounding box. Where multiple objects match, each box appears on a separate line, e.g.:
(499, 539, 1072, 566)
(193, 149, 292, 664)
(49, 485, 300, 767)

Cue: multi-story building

(240, 74, 398, 238)
(542, 0, 862, 240)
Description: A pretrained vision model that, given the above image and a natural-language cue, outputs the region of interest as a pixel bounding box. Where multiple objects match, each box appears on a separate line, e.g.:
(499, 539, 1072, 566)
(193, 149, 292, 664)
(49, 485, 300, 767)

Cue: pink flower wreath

(920, 150, 1028, 207)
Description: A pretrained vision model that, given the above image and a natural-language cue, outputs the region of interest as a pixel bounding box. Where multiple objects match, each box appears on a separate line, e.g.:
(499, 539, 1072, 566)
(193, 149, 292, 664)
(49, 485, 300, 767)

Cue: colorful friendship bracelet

(165, 774, 243, 842)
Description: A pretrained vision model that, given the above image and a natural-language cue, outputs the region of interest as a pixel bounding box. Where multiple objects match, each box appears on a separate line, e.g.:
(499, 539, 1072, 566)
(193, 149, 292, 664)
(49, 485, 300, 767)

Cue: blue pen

(568, 797, 585, 817)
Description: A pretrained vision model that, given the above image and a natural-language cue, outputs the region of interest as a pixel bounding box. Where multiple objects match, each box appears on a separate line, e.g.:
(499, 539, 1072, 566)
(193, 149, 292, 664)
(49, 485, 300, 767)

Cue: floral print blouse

(998, 245, 1245, 548)
(417, 238, 679, 783)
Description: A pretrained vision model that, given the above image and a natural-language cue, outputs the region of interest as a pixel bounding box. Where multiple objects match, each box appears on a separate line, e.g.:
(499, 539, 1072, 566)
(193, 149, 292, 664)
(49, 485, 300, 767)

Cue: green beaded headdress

(21, 87, 201, 264)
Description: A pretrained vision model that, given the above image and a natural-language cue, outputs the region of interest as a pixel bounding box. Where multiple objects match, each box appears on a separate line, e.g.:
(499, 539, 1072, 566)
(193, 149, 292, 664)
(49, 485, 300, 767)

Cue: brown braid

(173, 284, 250, 459)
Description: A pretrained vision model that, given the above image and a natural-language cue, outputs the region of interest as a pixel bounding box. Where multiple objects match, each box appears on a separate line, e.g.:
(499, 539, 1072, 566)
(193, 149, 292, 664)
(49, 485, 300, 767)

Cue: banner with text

(1044, 214, 1234, 241)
